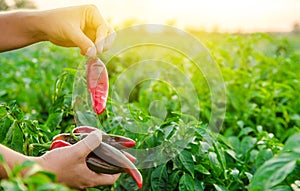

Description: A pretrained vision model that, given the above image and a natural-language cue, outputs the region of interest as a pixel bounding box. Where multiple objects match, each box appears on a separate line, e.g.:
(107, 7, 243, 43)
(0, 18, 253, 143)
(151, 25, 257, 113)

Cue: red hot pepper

(86, 58, 109, 115)
(50, 140, 71, 150)
(73, 126, 136, 149)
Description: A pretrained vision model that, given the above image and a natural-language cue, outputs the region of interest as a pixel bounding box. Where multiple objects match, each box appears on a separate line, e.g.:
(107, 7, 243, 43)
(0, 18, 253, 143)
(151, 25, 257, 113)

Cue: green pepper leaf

(249, 152, 300, 191)
(179, 150, 194, 177)
(283, 133, 300, 154)
(151, 164, 168, 191)
(179, 173, 194, 191)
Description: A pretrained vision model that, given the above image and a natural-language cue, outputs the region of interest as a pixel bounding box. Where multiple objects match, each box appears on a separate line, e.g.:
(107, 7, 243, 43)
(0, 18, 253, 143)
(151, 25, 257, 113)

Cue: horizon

(32, 0, 300, 33)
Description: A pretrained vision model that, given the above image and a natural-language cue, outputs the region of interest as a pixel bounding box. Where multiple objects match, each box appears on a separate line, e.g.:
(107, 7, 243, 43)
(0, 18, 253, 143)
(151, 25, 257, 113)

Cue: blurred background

(1, 0, 300, 33)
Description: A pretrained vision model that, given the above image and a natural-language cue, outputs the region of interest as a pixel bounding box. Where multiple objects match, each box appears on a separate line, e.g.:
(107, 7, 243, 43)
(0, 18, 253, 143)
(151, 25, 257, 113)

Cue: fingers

(95, 24, 116, 54)
(84, 4, 115, 55)
(103, 27, 116, 52)
(95, 25, 108, 54)
(86, 46, 97, 57)
(67, 5, 114, 56)
(68, 26, 96, 57)
(72, 130, 102, 156)
(93, 173, 121, 186)
(84, 23, 115, 56)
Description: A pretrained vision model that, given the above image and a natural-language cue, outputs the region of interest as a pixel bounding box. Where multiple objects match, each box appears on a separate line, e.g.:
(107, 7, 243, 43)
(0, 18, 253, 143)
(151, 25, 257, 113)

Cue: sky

(32, 0, 300, 33)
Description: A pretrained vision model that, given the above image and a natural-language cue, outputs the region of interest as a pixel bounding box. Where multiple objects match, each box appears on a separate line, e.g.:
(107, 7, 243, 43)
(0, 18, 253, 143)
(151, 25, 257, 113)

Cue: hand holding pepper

(0, 4, 119, 190)
(32, 130, 120, 190)
(0, 5, 115, 56)
(51, 126, 143, 189)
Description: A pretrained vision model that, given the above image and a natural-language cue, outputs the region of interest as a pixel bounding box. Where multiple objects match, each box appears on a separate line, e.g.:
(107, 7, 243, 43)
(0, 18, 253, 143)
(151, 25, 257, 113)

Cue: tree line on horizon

(0, 0, 36, 11)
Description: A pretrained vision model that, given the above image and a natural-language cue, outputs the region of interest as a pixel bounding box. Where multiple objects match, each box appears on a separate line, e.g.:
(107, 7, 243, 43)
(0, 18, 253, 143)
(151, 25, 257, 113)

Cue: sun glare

(33, 0, 300, 33)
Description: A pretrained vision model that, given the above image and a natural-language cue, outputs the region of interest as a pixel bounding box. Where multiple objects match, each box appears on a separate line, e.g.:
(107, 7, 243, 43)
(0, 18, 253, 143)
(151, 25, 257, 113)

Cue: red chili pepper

(51, 133, 143, 188)
(93, 142, 143, 189)
(73, 126, 97, 133)
(86, 58, 109, 115)
(121, 151, 137, 163)
(50, 140, 71, 150)
(110, 136, 136, 148)
(73, 126, 136, 149)
(125, 168, 143, 189)
(52, 132, 137, 159)
(86, 153, 125, 174)
(52, 133, 82, 144)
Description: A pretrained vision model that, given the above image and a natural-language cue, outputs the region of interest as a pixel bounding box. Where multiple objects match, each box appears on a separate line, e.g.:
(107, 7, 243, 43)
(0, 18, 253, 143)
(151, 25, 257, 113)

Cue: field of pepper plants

(0, 27, 300, 191)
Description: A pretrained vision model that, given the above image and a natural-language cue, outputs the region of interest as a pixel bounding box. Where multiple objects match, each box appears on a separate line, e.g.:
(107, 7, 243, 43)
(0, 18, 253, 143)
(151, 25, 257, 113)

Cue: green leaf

(244, 172, 253, 182)
(3, 120, 24, 153)
(238, 127, 254, 137)
(75, 111, 99, 127)
(12, 160, 35, 176)
(10, 126, 24, 153)
(172, 156, 182, 170)
(213, 184, 229, 191)
(225, 149, 240, 162)
(228, 136, 240, 153)
(45, 112, 63, 131)
(168, 171, 180, 191)
(194, 181, 205, 191)
(255, 149, 273, 168)
(0, 104, 7, 118)
(8, 101, 24, 120)
(23, 173, 53, 186)
(179, 150, 194, 177)
(2, 120, 15, 144)
(240, 136, 257, 155)
(283, 133, 300, 153)
(0, 154, 4, 163)
(271, 185, 292, 191)
(0, 116, 12, 143)
(36, 183, 71, 191)
(179, 173, 194, 191)
(151, 164, 169, 191)
(213, 142, 227, 173)
(195, 164, 210, 175)
(208, 152, 222, 175)
(0, 179, 27, 191)
(119, 173, 139, 190)
(249, 152, 300, 191)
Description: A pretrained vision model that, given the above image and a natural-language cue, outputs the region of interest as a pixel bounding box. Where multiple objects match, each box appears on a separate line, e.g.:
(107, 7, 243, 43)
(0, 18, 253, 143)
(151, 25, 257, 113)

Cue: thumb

(72, 130, 102, 156)
(69, 27, 97, 57)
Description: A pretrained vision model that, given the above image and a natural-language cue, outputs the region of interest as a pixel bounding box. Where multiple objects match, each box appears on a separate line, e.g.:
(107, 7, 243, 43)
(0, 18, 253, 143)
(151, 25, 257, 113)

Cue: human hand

(32, 130, 120, 189)
(34, 5, 115, 56)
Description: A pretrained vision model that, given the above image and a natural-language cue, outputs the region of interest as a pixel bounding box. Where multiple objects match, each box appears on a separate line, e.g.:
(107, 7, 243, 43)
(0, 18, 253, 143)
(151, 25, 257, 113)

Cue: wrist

(18, 10, 48, 42)
(30, 155, 55, 174)
(0, 145, 34, 178)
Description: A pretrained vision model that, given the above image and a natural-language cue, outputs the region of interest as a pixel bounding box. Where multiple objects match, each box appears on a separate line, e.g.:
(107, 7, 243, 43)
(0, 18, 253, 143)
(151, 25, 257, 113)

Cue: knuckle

(83, 180, 96, 189)
(84, 4, 98, 14)
(77, 179, 93, 189)
(78, 184, 87, 190)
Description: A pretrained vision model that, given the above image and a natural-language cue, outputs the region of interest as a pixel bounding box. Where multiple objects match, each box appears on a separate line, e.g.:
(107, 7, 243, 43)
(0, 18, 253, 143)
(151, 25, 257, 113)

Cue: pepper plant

(0, 32, 299, 191)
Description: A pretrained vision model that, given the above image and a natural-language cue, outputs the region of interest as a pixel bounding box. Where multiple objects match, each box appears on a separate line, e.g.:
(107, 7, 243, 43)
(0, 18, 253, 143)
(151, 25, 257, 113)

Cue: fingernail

(103, 32, 116, 51)
(96, 40, 104, 54)
(86, 46, 97, 57)
(83, 130, 102, 151)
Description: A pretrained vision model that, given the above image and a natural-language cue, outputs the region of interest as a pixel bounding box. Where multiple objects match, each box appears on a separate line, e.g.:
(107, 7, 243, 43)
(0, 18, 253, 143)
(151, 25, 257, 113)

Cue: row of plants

(0, 32, 299, 190)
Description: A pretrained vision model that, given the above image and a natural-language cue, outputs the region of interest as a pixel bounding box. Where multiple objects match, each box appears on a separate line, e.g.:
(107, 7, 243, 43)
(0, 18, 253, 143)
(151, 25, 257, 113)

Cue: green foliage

(249, 133, 300, 191)
(0, 32, 299, 190)
(0, 0, 9, 11)
(13, 0, 36, 9)
(0, 157, 73, 191)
